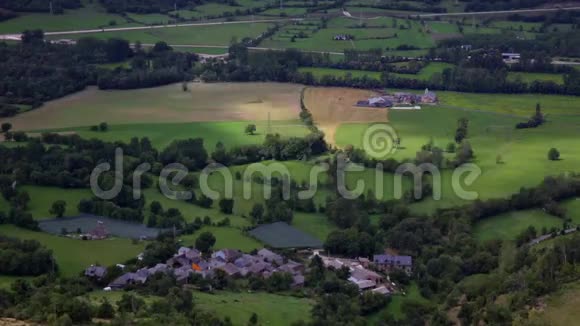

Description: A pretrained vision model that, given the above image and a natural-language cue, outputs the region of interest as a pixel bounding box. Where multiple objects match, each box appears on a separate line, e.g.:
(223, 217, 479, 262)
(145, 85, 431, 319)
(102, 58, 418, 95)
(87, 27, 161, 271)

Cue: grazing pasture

(2, 83, 304, 131)
(0, 225, 145, 277)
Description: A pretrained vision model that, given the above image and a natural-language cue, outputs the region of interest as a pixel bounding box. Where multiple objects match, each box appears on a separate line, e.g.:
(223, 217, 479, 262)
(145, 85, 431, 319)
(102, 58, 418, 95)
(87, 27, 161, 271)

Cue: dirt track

(302, 87, 388, 144)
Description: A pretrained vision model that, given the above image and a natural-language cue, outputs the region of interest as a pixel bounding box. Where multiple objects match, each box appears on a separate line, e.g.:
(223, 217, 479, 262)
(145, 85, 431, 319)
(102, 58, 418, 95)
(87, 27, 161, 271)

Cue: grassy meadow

(0, 225, 145, 277)
(89, 290, 313, 325)
(473, 210, 563, 242)
(179, 226, 262, 252)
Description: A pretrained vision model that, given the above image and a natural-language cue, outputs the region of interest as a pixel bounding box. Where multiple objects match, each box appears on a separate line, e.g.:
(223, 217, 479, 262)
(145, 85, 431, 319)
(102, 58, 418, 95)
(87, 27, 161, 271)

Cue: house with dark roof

(85, 265, 107, 280)
(373, 254, 413, 274)
(108, 272, 148, 289)
(257, 248, 284, 265)
(212, 249, 242, 263)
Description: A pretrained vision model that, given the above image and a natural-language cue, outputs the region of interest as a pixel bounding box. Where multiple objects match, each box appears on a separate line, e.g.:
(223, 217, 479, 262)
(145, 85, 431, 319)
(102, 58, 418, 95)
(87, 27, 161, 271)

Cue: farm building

(373, 254, 413, 274)
(356, 89, 437, 108)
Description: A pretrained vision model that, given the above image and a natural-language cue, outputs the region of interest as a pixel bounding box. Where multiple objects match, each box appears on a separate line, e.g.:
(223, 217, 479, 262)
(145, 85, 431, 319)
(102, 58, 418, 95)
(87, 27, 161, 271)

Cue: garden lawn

(179, 226, 262, 252)
(473, 210, 563, 242)
(0, 225, 145, 277)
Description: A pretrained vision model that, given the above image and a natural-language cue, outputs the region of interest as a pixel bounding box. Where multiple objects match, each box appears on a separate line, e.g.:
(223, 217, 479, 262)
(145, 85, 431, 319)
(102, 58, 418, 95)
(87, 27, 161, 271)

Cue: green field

(370, 282, 429, 321)
(293, 212, 337, 241)
(0, 225, 145, 277)
(473, 210, 563, 242)
(45, 22, 274, 45)
(298, 62, 455, 82)
(335, 103, 580, 213)
(507, 72, 565, 84)
(0, 1, 135, 33)
(262, 18, 434, 52)
(180, 226, 262, 252)
(89, 290, 313, 325)
(21, 185, 92, 219)
(45, 120, 310, 151)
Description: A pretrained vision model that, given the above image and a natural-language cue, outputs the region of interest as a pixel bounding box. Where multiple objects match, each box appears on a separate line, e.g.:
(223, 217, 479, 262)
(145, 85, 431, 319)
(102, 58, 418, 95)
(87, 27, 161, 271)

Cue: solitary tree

(245, 124, 257, 135)
(99, 122, 108, 132)
(1, 122, 11, 133)
(50, 200, 67, 217)
(195, 231, 216, 253)
(218, 198, 234, 214)
(548, 148, 560, 161)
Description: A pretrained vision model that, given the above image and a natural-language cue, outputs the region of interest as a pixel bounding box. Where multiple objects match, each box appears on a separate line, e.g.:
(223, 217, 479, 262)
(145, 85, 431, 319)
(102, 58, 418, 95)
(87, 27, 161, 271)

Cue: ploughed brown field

(302, 87, 388, 144)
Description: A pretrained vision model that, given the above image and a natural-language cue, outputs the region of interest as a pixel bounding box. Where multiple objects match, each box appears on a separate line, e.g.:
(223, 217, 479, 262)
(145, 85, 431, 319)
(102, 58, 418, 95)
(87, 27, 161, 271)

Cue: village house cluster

(315, 251, 413, 295)
(357, 89, 438, 108)
(86, 247, 306, 290)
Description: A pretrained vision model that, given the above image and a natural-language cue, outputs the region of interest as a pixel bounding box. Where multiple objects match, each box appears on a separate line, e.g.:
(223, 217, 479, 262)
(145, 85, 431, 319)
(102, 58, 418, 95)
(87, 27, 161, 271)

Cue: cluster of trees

(0, 0, 81, 13)
(0, 236, 54, 276)
(516, 103, 545, 129)
(99, 0, 201, 14)
(0, 35, 197, 109)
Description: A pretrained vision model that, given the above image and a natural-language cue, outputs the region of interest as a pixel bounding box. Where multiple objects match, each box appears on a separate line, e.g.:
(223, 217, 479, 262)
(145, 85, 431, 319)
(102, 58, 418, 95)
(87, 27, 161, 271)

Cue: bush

(548, 148, 560, 161)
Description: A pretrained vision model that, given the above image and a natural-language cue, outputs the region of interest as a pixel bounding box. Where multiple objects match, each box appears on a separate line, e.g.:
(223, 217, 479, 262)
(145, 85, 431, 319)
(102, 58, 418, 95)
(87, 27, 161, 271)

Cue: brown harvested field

(1, 82, 303, 131)
(302, 87, 388, 144)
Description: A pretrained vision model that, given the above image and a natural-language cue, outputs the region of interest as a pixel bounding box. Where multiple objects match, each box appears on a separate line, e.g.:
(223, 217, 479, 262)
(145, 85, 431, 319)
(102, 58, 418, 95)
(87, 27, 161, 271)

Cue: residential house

(108, 272, 148, 289)
(212, 249, 242, 263)
(217, 263, 241, 277)
(257, 248, 284, 265)
(373, 254, 413, 274)
(420, 89, 438, 104)
(85, 265, 107, 280)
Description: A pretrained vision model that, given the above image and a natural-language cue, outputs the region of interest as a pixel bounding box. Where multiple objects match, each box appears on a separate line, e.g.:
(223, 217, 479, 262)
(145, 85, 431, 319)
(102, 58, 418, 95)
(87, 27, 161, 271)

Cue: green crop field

(473, 210, 563, 242)
(180, 226, 262, 252)
(0, 225, 145, 277)
(45, 22, 274, 45)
